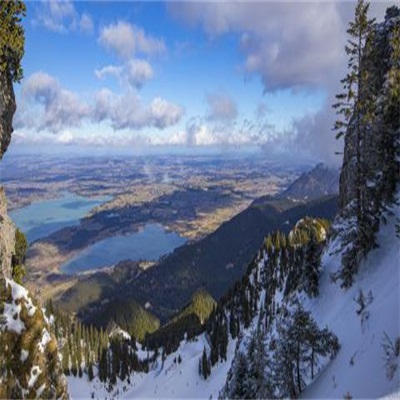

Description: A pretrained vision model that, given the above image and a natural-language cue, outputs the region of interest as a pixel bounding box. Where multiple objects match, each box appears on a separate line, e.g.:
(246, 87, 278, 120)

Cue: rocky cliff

(0, 67, 15, 161)
(0, 188, 15, 279)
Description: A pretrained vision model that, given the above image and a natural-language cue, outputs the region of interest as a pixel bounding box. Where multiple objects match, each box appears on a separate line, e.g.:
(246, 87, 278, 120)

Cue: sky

(9, 0, 394, 164)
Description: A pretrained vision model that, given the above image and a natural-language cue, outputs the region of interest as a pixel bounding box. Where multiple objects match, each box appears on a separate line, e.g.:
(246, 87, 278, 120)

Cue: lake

(10, 192, 111, 243)
(61, 223, 186, 275)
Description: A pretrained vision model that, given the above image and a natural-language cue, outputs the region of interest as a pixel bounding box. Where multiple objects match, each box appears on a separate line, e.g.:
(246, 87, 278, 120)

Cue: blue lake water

(10, 192, 111, 243)
(61, 223, 186, 275)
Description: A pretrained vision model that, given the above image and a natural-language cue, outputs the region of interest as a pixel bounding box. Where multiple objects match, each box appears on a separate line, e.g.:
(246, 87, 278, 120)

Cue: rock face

(339, 7, 400, 211)
(0, 69, 16, 160)
(0, 187, 15, 279)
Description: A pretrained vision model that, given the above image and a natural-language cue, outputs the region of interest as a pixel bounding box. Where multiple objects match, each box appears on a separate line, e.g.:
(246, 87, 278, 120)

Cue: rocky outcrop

(0, 187, 15, 279)
(0, 69, 16, 160)
(0, 279, 68, 399)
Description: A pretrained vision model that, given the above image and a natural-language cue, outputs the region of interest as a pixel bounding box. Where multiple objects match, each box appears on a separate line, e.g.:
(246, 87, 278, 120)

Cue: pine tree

(303, 230, 321, 297)
(333, 0, 377, 288)
(381, 18, 400, 207)
(62, 342, 70, 376)
(273, 304, 340, 397)
(246, 327, 272, 399)
(88, 361, 94, 382)
(99, 348, 108, 382)
(229, 311, 238, 339)
(0, 0, 26, 82)
(227, 351, 250, 399)
(201, 346, 210, 379)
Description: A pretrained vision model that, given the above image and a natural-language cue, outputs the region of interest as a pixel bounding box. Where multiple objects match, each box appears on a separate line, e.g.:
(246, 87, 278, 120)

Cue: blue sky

(10, 1, 391, 164)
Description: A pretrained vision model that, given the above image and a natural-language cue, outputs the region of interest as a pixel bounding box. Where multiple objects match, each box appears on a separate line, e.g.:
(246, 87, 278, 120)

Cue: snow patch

(3, 302, 24, 333)
(20, 349, 29, 363)
(38, 328, 51, 353)
(28, 366, 42, 388)
(302, 206, 400, 399)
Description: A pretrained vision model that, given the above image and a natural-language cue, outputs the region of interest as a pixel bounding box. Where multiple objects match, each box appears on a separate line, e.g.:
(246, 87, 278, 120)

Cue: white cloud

(168, 1, 391, 162)
(150, 97, 183, 129)
(79, 13, 94, 34)
(33, 0, 94, 34)
(170, 2, 345, 92)
(16, 72, 183, 134)
(16, 72, 90, 133)
(99, 21, 135, 58)
(95, 59, 154, 89)
(98, 21, 166, 59)
(95, 65, 123, 81)
(93, 89, 183, 130)
(206, 93, 238, 121)
(125, 59, 154, 88)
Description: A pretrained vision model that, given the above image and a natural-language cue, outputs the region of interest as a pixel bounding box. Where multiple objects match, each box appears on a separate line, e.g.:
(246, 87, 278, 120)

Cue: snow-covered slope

(302, 209, 400, 398)
(68, 333, 237, 399)
(67, 207, 399, 399)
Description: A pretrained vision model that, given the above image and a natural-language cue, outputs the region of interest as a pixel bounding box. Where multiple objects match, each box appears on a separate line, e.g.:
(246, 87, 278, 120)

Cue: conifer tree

(201, 346, 210, 379)
(228, 351, 250, 399)
(62, 343, 70, 376)
(303, 230, 321, 297)
(380, 18, 400, 207)
(246, 327, 272, 399)
(88, 361, 94, 382)
(333, 0, 377, 287)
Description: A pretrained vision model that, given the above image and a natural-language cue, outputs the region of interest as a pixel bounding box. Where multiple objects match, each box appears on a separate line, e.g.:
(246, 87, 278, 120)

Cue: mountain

(57, 195, 338, 329)
(279, 163, 339, 201)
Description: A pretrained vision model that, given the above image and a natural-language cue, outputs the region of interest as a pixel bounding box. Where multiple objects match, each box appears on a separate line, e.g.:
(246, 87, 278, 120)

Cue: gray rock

(0, 70, 16, 160)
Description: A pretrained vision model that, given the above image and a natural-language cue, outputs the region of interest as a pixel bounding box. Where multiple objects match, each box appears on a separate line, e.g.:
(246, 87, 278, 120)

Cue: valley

(0, 153, 305, 300)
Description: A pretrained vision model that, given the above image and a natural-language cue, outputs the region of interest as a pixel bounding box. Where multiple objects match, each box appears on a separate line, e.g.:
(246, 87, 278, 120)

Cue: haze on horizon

(9, 0, 393, 166)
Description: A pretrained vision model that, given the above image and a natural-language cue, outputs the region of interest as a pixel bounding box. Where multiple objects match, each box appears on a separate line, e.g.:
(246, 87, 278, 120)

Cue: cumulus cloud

(170, 2, 346, 92)
(13, 128, 152, 150)
(98, 21, 166, 59)
(93, 89, 183, 130)
(156, 115, 266, 148)
(206, 93, 238, 121)
(168, 1, 393, 163)
(95, 59, 154, 89)
(16, 72, 90, 133)
(150, 97, 183, 129)
(33, 0, 94, 34)
(16, 72, 183, 134)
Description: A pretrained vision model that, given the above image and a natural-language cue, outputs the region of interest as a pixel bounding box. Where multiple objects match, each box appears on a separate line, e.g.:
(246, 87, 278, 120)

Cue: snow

(2, 279, 38, 334)
(36, 383, 46, 398)
(135, 343, 155, 361)
(38, 328, 51, 353)
(302, 207, 400, 399)
(3, 302, 24, 333)
(67, 202, 399, 399)
(109, 326, 131, 342)
(68, 334, 237, 399)
(28, 366, 42, 388)
(20, 349, 29, 363)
